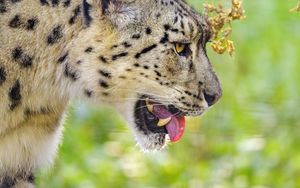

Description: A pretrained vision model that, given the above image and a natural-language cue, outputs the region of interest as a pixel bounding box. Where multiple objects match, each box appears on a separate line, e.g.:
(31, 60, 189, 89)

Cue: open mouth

(134, 96, 186, 143)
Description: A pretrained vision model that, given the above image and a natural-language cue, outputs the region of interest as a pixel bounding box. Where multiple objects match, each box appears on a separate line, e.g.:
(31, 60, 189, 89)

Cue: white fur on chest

(0, 115, 65, 176)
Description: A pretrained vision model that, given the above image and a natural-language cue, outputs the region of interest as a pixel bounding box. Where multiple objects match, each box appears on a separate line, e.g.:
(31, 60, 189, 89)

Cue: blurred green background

(37, 1, 300, 187)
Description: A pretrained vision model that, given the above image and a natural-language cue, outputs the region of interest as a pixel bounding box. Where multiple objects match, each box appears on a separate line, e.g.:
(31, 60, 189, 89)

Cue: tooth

(146, 99, 153, 113)
(157, 117, 172, 127)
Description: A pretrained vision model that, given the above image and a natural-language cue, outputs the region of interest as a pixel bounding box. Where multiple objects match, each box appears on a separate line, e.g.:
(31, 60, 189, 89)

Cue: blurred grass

(37, 1, 300, 187)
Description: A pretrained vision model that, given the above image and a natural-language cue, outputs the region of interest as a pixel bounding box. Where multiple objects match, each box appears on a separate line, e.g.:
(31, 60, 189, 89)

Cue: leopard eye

(174, 43, 191, 57)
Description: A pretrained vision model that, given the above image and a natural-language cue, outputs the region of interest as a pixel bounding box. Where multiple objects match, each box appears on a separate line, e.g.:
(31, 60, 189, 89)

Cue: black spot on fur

(185, 91, 192, 96)
(171, 28, 179, 33)
(11, 0, 21, 3)
(154, 70, 162, 77)
(12, 47, 23, 60)
(20, 55, 33, 68)
(122, 42, 132, 48)
(133, 63, 140, 67)
(63, 0, 71, 7)
(69, 5, 81, 25)
(27, 174, 35, 184)
(40, 0, 49, 5)
(189, 62, 193, 70)
(99, 80, 109, 88)
(159, 32, 169, 44)
(174, 16, 178, 24)
(26, 18, 38, 30)
(64, 63, 78, 81)
(143, 65, 149, 69)
(82, 0, 92, 26)
(180, 20, 184, 29)
(58, 52, 68, 63)
(47, 25, 63, 45)
(131, 34, 141, 39)
(99, 70, 111, 78)
(0, 0, 7, 13)
(99, 56, 108, 63)
(0, 67, 7, 86)
(164, 24, 170, 31)
(9, 15, 22, 28)
(112, 52, 128, 61)
(0, 176, 16, 187)
(183, 102, 191, 107)
(145, 27, 152, 35)
(111, 44, 118, 49)
(12, 47, 33, 68)
(84, 47, 93, 53)
(51, 0, 59, 6)
(84, 89, 93, 97)
(135, 44, 157, 59)
(9, 80, 21, 110)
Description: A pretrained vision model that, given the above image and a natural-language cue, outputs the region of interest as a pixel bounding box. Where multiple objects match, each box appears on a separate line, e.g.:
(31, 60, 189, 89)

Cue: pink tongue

(152, 105, 186, 142)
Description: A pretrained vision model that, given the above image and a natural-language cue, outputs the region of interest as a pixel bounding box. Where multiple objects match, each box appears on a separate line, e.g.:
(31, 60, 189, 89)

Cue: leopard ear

(100, 0, 140, 29)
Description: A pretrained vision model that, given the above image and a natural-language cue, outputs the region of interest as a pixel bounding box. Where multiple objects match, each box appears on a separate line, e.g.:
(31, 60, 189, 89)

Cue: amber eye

(174, 43, 191, 57)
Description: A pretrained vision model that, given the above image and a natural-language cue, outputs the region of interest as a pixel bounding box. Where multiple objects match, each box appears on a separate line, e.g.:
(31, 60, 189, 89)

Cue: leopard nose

(204, 92, 221, 107)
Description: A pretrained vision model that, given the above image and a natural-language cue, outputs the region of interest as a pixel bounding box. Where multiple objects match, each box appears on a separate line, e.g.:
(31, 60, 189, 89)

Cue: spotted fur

(0, 0, 221, 187)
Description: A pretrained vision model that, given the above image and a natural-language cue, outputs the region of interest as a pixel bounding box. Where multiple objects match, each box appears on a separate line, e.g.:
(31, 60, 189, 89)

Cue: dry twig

(290, 0, 300, 12)
(204, 0, 245, 56)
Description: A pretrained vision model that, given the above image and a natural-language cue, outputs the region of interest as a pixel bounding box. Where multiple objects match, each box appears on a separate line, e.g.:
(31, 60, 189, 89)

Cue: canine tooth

(146, 99, 153, 113)
(157, 117, 172, 127)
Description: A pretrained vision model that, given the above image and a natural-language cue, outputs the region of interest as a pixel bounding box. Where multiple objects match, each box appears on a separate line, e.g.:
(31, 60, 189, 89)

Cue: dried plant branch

(204, 0, 245, 56)
(290, 0, 300, 12)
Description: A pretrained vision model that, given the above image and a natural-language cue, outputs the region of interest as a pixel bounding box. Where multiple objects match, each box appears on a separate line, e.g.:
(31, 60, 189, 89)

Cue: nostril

(204, 93, 217, 107)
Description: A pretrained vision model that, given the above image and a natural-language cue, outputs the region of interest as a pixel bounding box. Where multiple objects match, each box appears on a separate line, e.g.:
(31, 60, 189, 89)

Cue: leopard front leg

(0, 108, 66, 188)
(0, 174, 35, 188)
